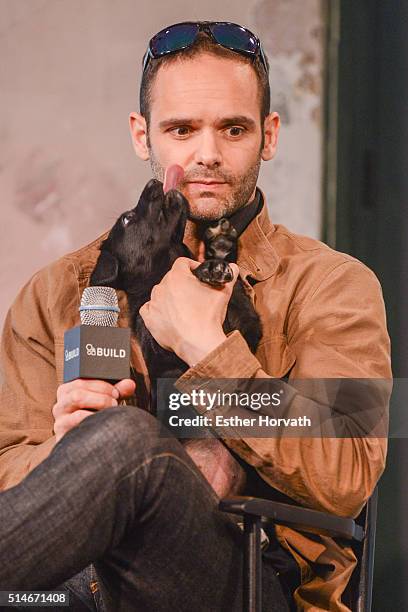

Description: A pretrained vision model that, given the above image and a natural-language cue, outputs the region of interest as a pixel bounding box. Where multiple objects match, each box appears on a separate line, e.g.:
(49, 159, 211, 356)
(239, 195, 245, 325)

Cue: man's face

(145, 53, 265, 221)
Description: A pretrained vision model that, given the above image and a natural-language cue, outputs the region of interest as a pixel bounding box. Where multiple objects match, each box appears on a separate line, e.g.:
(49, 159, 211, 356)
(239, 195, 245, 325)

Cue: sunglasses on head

(142, 21, 268, 74)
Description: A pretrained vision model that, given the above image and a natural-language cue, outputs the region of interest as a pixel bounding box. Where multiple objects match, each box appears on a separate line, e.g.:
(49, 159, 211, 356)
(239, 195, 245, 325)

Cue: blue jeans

(0, 406, 288, 611)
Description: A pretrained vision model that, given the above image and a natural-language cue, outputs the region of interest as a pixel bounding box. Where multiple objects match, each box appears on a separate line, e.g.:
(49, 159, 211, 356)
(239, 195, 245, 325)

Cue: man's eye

(227, 126, 245, 137)
(170, 126, 191, 137)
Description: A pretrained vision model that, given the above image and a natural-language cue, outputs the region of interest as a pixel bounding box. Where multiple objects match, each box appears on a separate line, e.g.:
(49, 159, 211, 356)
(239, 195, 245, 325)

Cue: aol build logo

(85, 343, 126, 359)
(65, 347, 79, 362)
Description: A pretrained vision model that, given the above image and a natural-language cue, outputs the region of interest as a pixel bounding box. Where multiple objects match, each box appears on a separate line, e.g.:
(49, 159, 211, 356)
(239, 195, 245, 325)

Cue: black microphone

(63, 286, 130, 384)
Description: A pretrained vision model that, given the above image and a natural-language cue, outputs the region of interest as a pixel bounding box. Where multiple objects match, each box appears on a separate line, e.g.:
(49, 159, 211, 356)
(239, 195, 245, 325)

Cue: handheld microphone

(63, 286, 130, 383)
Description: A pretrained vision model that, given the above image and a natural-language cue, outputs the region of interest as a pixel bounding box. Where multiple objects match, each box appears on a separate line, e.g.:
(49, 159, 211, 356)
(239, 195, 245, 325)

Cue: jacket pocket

(255, 334, 296, 379)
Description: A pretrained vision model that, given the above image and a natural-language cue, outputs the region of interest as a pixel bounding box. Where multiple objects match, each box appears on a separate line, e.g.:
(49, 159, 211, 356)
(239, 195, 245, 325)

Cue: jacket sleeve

(175, 261, 392, 517)
(0, 259, 79, 490)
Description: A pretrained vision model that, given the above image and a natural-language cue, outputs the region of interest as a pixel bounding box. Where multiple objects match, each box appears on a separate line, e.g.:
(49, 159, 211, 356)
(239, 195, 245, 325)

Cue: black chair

(219, 487, 378, 612)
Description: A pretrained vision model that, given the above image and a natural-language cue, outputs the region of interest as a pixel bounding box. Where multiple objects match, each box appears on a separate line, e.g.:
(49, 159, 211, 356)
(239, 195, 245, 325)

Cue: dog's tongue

(163, 164, 184, 194)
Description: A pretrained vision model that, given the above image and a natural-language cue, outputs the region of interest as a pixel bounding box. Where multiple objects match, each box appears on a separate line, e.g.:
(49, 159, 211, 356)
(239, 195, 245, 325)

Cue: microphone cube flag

(63, 325, 131, 383)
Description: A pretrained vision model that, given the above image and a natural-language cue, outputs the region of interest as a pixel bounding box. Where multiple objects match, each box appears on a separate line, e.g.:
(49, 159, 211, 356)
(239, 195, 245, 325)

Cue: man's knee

(77, 405, 178, 458)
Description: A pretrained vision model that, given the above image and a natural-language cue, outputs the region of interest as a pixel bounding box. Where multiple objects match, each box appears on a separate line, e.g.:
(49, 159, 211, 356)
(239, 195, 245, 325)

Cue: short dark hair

(139, 31, 270, 129)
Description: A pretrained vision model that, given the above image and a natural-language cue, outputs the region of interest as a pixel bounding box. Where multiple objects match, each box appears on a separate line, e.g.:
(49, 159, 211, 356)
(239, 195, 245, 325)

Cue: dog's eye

(122, 214, 132, 227)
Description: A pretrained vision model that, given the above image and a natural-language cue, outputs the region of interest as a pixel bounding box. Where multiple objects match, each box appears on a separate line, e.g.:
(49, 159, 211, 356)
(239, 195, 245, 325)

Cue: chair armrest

(219, 496, 364, 541)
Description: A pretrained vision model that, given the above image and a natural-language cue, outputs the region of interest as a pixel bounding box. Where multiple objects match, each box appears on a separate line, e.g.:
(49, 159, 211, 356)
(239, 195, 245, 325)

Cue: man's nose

(194, 130, 222, 168)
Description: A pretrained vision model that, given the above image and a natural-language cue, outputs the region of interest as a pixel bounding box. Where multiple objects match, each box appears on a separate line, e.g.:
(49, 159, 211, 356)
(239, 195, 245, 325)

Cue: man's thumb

(229, 263, 240, 283)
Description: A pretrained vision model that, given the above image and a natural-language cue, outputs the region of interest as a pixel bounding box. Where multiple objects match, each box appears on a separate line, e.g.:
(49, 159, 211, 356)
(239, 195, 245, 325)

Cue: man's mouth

(188, 180, 226, 184)
(187, 180, 227, 189)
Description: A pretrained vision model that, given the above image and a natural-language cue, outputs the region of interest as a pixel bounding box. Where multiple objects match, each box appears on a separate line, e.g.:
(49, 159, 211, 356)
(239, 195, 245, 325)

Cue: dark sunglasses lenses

(145, 22, 265, 74)
(211, 24, 259, 54)
(150, 23, 199, 56)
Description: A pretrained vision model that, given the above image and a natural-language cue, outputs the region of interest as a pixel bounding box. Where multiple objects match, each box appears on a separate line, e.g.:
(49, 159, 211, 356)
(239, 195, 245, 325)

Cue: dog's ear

(90, 250, 119, 287)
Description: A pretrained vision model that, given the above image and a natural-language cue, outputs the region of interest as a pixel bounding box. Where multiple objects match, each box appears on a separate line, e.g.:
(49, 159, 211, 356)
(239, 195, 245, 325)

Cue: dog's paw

(204, 218, 238, 242)
(193, 259, 234, 286)
(203, 218, 238, 261)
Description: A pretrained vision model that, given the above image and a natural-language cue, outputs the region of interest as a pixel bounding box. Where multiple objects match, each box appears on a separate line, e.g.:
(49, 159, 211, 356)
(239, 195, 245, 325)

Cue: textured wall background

(0, 0, 325, 325)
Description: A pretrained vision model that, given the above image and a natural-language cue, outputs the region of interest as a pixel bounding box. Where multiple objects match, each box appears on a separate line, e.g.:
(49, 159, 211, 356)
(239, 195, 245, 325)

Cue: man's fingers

(114, 378, 136, 397)
(54, 391, 118, 417)
(56, 379, 119, 401)
(229, 262, 240, 283)
(53, 377, 136, 442)
(172, 256, 201, 271)
(54, 410, 96, 439)
(150, 284, 160, 301)
(139, 302, 149, 321)
(198, 241, 206, 263)
(187, 259, 201, 271)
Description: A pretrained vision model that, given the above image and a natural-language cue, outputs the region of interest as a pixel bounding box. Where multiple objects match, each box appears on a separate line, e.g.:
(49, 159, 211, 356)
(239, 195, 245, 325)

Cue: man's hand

(183, 439, 247, 498)
(52, 378, 136, 443)
(139, 257, 239, 367)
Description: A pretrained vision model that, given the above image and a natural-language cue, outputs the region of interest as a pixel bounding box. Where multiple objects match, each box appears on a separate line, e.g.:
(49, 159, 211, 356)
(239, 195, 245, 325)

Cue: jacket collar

(237, 187, 280, 281)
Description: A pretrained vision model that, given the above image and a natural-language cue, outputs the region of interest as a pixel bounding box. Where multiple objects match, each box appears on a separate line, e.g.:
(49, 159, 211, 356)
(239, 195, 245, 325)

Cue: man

(0, 21, 391, 612)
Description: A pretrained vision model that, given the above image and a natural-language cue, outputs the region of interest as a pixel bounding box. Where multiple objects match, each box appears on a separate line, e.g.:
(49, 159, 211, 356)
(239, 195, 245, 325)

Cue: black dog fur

(90, 179, 262, 410)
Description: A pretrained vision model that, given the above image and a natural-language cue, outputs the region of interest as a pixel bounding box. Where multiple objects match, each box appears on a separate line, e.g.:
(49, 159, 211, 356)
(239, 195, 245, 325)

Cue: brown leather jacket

(0, 195, 391, 610)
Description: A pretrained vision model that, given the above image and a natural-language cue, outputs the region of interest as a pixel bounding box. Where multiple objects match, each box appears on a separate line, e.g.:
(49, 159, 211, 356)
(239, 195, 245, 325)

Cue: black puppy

(90, 179, 262, 409)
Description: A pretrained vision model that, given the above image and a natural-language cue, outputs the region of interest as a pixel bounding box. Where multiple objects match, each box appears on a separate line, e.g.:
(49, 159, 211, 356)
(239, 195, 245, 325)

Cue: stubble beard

(148, 147, 261, 221)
